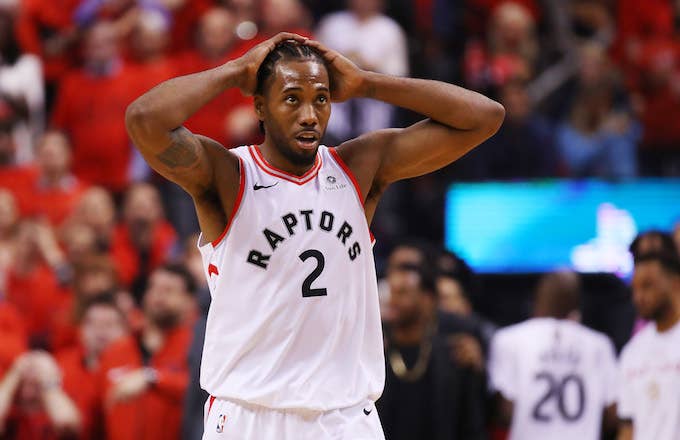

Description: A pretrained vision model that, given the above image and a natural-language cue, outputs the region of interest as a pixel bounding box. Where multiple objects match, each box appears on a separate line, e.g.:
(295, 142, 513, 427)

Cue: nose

(298, 103, 318, 128)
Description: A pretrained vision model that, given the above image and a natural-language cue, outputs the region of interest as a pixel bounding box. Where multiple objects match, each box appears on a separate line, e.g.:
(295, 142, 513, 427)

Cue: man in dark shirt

(378, 252, 487, 440)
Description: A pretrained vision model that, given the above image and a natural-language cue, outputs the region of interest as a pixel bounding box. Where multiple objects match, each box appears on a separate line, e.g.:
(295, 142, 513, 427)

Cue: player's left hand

(305, 39, 367, 102)
(107, 369, 151, 405)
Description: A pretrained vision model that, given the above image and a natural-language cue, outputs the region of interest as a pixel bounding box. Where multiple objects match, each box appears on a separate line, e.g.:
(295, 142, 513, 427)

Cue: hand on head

(232, 32, 366, 102)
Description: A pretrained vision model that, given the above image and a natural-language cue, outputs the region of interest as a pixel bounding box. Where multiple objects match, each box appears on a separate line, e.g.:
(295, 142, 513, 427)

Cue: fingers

(270, 32, 308, 45)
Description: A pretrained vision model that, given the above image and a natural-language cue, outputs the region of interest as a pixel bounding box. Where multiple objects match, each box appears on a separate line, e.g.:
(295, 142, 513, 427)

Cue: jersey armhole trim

(211, 156, 246, 248)
(328, 147, 376, 245)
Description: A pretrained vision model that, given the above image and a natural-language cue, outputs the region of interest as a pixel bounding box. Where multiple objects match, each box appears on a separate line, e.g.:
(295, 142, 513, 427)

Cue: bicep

(129, 123, 217, 196)
(375, 118, 491, 184)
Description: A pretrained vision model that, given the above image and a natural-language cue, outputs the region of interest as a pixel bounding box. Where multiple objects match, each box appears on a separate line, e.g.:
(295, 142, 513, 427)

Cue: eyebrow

(281, 85, 330, 93)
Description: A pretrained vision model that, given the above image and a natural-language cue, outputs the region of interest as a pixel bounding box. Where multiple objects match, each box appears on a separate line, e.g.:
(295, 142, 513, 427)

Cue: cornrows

(255, 41, 326, 96)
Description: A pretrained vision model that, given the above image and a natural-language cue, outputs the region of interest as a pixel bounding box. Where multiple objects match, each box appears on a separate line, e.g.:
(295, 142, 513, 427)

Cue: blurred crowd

(1, 0, 680, 439)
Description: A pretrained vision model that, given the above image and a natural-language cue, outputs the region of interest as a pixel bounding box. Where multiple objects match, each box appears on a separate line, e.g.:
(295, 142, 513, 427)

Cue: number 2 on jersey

(532, 372, 585, 423)
(299, 249, 327, 297)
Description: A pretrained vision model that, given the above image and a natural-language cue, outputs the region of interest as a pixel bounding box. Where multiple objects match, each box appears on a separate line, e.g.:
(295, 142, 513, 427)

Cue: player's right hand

(230, 32, 308, 96)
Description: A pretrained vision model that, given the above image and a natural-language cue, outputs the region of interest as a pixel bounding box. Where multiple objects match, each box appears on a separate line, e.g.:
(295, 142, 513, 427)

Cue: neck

(41, 170, 66, 187)
(259, 140, 316, 177)
(392, 311, 434, 346)
(656, 302, 680, 332)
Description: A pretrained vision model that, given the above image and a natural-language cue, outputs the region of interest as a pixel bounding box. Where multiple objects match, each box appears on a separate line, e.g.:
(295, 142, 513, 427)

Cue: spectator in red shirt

(110, 182, 177, 299)
(99, 263, 196, 440)
(25, 131, 88, 227)
(5, 220, 67, 347)
(13, 0, 80, 105)
(56, 293, 129, 440)
(0, 351, 82, 439)
(51, 21, 141, 193)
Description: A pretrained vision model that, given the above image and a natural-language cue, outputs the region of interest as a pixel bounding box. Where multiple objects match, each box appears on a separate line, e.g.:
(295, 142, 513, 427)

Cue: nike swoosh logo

(363, 408, 372, 416)
(253, 182, 278, 191)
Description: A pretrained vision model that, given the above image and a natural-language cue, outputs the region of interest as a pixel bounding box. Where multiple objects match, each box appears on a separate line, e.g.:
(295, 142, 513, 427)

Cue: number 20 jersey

(197, 145, 385, 411)
(488, 318, 618, 440)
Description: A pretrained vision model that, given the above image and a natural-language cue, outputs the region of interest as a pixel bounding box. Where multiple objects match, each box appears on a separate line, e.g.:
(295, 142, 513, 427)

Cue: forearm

(126, 61, 243, 150)
(358, 72, 504, 132)
(0, 370, 21, 432)
(42, 387, 82, 435)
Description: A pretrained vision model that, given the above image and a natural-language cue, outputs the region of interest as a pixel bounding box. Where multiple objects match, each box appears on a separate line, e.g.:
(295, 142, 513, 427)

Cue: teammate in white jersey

(618, 238, 680, 440)
(489, 271, 619, 440)
(125, 32, 504, 439)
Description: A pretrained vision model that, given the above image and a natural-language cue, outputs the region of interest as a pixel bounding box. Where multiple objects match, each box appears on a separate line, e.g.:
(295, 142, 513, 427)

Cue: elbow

(124, 100, 147, 133)
(482, 100, 505, 136)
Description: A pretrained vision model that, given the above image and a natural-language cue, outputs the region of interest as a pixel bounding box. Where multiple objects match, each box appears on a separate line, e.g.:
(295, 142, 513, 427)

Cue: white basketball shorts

(202, 396, 385, 440)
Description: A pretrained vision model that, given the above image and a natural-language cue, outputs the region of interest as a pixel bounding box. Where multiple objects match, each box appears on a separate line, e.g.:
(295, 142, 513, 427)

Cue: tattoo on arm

(155, 142, 199, 168)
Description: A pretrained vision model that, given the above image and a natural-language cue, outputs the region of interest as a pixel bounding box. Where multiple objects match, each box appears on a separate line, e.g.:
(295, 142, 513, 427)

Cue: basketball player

(488, 271, 619, 440)
(618, 240, 680, 440)
(125, 32, 504, 439)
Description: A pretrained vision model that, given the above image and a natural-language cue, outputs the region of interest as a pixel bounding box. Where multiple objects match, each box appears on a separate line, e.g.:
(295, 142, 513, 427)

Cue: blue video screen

(444, 179, 680, 275)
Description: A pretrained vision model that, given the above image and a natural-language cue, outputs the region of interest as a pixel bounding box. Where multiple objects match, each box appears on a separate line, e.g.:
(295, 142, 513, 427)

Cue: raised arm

(126, 32, 306, 194)
(125, 32, 306, 241)
(306, 40, 504, 196)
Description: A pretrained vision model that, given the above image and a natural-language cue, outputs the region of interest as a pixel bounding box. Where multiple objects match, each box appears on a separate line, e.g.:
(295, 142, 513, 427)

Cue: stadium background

(0, 0, 678, 438)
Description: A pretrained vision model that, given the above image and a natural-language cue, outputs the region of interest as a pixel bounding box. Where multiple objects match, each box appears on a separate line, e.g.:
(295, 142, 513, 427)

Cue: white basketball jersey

(618, 320, 680, 440)
(489, 318, 618, 440)
(198, 145, 385, 411)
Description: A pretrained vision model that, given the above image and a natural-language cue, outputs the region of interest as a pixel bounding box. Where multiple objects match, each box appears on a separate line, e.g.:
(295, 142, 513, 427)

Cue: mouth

(294, 131, 320, 150)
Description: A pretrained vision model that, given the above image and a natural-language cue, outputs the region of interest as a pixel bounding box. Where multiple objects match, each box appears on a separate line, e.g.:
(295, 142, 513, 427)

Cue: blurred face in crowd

(80, 303, 128, 359)
(37, 131, 71, 179)
(578, 43, 608, 86)
(75, 266, 118, 299)
(0, 189, 17, 235)
(143, 269, 193, 329)
(631, 261, 678, 322)
(60, 223, 98, 265)
(349, 0, 383, 18)
(261, 0, 308, 33)
(85, 21, 120, 68)
(76, 187, 116, 238)
(123, 183, 163, 232)
(437, 276, 471, 316)
(387, 245, 425, 273)
(131, 10, 169, 62)
(388, 269, 431, 328)
(492, 3, 534, 51)
(198, 8, 237, 58)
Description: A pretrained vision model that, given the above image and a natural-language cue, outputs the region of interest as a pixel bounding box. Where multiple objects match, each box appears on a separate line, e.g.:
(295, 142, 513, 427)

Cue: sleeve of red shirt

(51, 72, 75, 129)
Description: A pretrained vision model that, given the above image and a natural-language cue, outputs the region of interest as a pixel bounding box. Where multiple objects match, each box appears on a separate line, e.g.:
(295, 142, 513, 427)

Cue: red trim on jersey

(329, 147, 377, 245)
(249, 145, 321, 185)
(208, 395, 216, 415)
(211, 157, 246, 247)
(328, 147, 364, 202)
(208, 264, 219, 277)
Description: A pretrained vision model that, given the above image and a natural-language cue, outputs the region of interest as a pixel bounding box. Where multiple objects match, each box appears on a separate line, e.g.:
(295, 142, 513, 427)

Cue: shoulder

(371, 14, 406, 34)
(620, 325, 653, 364)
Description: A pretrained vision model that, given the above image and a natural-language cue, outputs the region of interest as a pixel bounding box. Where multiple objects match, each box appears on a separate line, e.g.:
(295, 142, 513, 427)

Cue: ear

(254, 96, 265, 121)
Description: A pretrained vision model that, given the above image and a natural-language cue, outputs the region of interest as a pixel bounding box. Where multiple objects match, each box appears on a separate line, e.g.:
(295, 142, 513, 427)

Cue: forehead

(633, 260, 665, 282)
(269, 59, 329, 93)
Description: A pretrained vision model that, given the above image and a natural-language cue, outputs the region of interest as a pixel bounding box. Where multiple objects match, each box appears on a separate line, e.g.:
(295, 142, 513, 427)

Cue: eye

(317, 95, 328, 103)
(285, 95, 297, 104)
